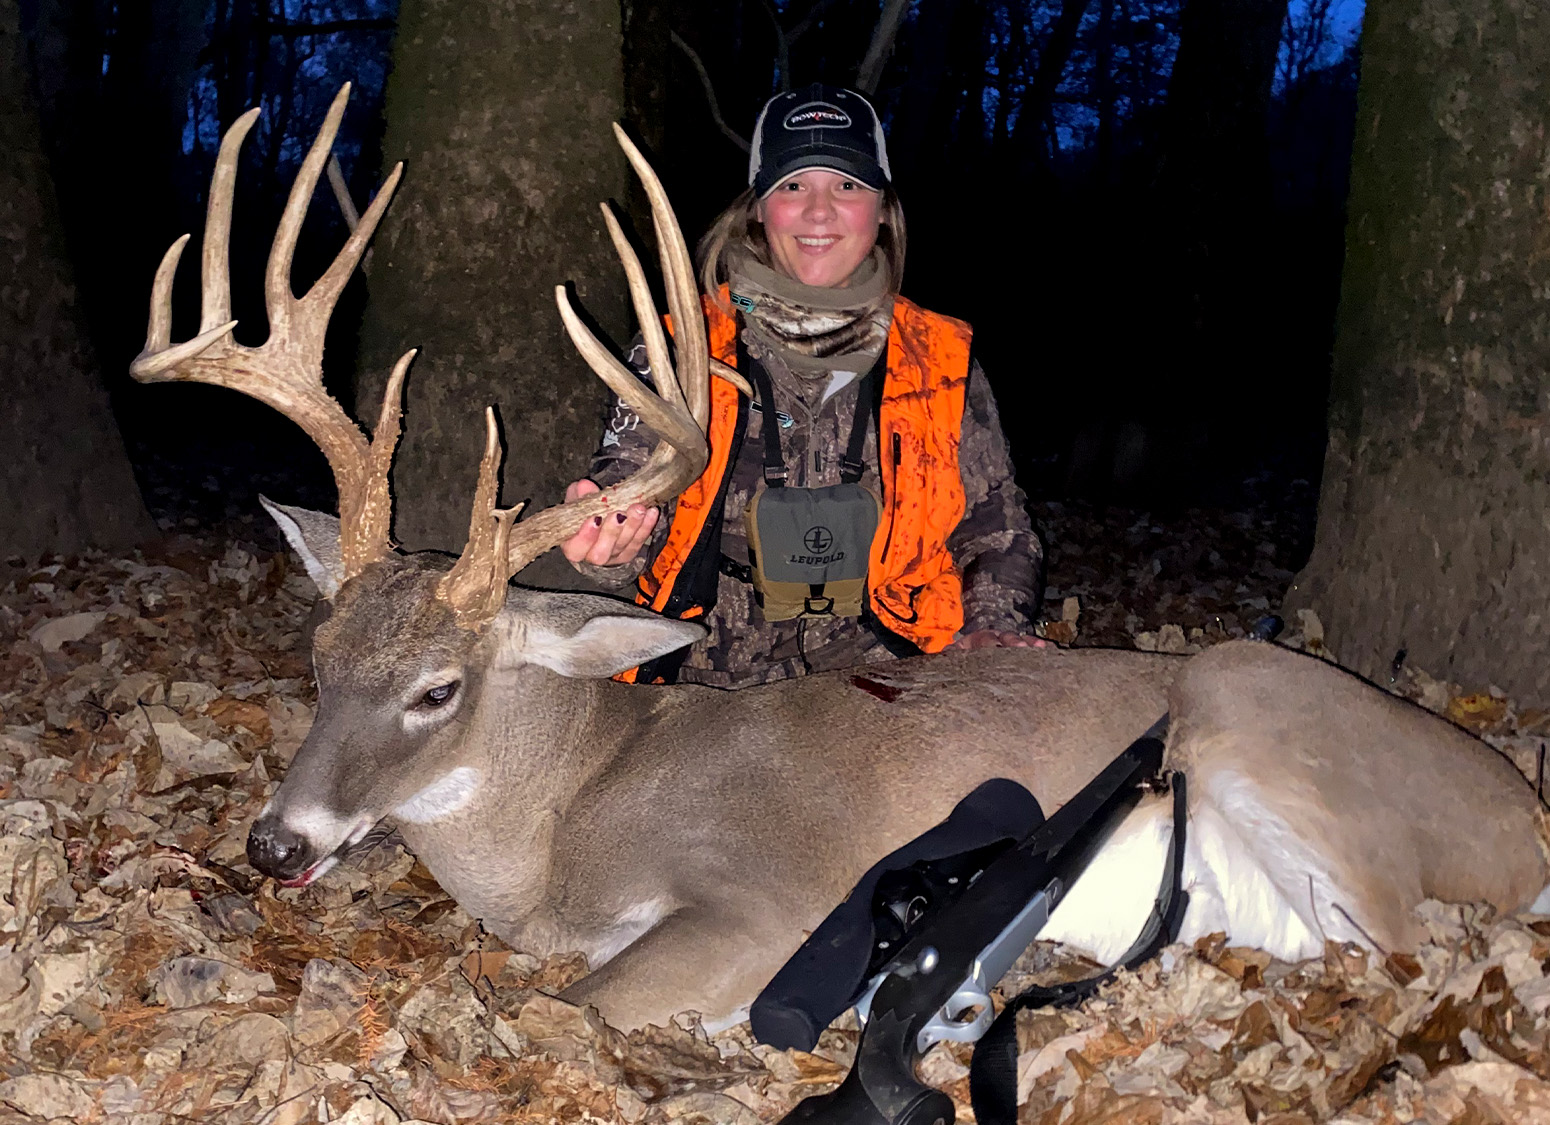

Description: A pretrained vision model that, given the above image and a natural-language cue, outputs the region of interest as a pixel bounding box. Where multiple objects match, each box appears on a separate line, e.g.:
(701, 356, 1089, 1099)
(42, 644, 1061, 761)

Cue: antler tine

(130, 83, 403, 582)
(438, 409, 526, 629)
(472, 127, 712, 590)
(356, 349, 415, 561)
(554, 280, 702, 456)
(203, 107, 261, 333)
(612, 124, 709, 429)
(265, 84, 351, 348)
(133, 235, 240, 378)
(597, 202, 684, 423)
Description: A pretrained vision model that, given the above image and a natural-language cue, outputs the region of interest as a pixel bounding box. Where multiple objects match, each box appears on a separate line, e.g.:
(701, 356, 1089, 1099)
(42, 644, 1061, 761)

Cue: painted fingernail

(591, 516, 603, 527)
(615, 512, 628, 524)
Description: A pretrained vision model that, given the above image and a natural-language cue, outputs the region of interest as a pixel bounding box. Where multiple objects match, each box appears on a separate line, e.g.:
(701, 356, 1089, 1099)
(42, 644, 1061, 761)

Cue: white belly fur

(1041, 774, 1370, 966)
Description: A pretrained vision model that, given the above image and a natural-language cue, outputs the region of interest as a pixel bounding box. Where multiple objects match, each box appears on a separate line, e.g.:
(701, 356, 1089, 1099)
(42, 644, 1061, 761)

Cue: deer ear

(260, 496, 345, 600)
(496, 594, 705, 678)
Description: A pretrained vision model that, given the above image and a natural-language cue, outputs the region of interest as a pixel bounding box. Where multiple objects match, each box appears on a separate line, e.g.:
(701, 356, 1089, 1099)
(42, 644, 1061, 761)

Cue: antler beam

(436, 125, 718, 627)
(131, 84, 410, 581)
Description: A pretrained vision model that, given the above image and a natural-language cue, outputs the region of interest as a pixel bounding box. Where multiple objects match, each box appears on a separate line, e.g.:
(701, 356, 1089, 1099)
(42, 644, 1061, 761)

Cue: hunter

(562, 83, 1044, 686)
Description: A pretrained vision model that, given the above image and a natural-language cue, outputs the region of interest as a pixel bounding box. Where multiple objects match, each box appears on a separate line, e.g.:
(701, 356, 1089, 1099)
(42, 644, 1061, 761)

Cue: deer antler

(131, 84, 409, 582)
(434, 125, 718, 628)
(133, 84, 718, 630)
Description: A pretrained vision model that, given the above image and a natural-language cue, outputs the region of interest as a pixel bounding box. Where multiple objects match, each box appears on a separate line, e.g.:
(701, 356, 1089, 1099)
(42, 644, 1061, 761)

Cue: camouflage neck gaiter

(727, 248, 893, 377)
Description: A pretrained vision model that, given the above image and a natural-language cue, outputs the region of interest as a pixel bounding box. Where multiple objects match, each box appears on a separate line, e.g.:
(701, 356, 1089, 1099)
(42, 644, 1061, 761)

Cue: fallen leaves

(4, 524, 1550, 1123)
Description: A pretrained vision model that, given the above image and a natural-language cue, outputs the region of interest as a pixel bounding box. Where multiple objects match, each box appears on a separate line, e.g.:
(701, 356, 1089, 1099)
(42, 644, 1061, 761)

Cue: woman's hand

(952, 630, 1046, 651)
(560, 480, 661, 567)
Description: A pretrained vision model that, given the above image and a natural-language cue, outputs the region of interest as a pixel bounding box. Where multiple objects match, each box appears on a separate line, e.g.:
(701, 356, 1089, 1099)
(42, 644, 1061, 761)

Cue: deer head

(131, 84, 723, 884)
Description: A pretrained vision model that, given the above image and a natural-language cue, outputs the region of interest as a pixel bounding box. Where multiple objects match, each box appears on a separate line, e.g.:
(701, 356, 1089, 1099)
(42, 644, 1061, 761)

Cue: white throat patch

(393, 767, 483, 824)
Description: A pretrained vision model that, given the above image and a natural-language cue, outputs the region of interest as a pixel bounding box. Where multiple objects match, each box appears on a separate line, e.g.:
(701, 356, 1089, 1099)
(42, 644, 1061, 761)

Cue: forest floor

(2, 475, 1549, 1124)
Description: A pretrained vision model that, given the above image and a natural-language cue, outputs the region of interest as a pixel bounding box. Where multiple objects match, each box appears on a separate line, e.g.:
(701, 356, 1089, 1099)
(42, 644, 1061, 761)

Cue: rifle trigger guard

(915, 883, 1055, 1052)
(918, 984, 994, 1046)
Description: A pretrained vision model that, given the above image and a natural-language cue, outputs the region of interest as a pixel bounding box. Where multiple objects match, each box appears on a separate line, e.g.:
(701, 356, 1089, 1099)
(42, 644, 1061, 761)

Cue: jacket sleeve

(947, 357, 1044, 635)
(570, 337, 674, 591)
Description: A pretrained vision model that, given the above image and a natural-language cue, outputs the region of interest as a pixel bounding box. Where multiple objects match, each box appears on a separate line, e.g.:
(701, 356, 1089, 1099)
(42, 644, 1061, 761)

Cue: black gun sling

(967, 772, 1190, 1125)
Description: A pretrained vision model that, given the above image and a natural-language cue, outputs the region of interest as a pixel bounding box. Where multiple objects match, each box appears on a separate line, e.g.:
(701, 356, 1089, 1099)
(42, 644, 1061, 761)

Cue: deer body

(395, 642, 1177, 1000)
(128, 90, 1550, 1037)
(251, 538, 1549, 1033)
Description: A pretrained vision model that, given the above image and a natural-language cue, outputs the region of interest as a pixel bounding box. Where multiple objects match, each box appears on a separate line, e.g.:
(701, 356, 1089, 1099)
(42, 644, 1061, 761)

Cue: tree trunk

(1289, 0, 1550, 703)
(356, 0, 626, 563)
(1162, 0, 1289, 232)
(885, 0, 957, 190)
(1, 0, 152, 558)
(1013, 0, 1091, 173)
(1153, 0, 1290, 478)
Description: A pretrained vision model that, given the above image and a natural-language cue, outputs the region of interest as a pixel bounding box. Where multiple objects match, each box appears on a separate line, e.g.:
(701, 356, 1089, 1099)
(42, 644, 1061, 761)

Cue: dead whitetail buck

(132, 85, 1550, 1033)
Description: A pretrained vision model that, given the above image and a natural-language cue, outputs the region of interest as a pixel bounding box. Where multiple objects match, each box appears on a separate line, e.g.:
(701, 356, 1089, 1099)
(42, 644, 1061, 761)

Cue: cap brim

(755, 150, 887, 197)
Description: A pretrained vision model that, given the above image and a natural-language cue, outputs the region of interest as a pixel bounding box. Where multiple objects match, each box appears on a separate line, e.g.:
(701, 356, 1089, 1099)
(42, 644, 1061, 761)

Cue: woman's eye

(420, 682, 458, 708)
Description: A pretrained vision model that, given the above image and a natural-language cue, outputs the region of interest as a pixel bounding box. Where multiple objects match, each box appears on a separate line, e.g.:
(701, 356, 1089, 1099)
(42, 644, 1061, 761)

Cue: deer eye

(419, 682, 459, 709)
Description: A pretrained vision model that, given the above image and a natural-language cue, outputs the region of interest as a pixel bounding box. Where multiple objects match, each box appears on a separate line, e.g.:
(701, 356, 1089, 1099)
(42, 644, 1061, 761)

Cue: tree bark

(356, 0, 627, 562)
(0, 0, 152, 558)
(1289, 0, 1550, 702)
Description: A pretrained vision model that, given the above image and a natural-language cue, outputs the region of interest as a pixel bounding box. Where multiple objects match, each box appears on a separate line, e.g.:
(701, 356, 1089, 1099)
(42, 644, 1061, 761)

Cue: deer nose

(247, 819, 307, 877)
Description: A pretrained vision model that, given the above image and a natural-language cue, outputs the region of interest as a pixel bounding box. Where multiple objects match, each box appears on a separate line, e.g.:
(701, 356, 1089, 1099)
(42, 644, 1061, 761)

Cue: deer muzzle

(247, 816, 318, 884)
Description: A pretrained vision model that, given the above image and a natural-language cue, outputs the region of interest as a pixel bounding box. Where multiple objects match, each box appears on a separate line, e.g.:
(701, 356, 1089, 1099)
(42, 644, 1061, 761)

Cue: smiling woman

(562, 83, 1046, 687)
(758, 169, 883, 288)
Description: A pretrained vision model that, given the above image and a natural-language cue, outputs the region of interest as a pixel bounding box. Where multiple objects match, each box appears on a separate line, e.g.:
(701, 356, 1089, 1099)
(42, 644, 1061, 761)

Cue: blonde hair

(697, 186, 907, 310)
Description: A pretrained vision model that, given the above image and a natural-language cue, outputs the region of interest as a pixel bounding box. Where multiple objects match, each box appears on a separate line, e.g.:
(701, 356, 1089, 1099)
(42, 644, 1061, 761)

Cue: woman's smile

(757, 169, 883, 287)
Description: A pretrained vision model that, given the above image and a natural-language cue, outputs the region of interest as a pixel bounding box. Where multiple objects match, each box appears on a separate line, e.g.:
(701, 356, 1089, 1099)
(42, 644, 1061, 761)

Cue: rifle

(755, 720, 1187, 1125)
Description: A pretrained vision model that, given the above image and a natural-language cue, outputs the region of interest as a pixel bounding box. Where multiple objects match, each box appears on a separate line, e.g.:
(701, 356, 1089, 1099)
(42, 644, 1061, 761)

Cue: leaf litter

(2, 512, 1549, 1124)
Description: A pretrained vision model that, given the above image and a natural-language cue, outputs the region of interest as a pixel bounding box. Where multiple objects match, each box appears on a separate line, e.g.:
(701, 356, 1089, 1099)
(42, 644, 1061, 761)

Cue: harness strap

(738, 314, 883, 488)
(740, 324, 789, 486)
(967, 773, 1191, 1125)
(839, 348, 886, 484)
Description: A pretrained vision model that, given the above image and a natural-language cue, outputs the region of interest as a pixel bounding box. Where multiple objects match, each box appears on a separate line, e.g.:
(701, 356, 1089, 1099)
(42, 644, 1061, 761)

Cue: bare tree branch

(672, 32, 751, 153)
(327, 155, 360, 231)
(754, 0, 792, 93)
(855, 0, 912, 94)
(787, 0, 845, 46)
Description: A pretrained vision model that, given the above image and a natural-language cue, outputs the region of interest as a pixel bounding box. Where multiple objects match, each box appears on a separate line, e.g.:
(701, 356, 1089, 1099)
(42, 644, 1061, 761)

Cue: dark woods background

(15, 0, 1362, 532)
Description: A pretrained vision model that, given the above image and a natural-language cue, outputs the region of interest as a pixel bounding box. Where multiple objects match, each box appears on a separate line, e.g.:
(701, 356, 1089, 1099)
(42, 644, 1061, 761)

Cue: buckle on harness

(719, 554, 754, 584)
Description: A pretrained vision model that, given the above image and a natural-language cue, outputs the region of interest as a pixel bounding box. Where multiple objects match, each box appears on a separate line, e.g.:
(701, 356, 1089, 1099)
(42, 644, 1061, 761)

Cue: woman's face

(756, 169, 883, 289)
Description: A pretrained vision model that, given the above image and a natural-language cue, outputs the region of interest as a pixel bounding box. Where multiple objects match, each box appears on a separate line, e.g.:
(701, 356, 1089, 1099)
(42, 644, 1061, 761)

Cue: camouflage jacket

(577, 328, 1044, 687)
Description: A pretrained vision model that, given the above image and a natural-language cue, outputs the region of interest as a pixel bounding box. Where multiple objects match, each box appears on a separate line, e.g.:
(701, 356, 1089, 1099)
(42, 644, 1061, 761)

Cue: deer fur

(246, 501, 1550, 1034)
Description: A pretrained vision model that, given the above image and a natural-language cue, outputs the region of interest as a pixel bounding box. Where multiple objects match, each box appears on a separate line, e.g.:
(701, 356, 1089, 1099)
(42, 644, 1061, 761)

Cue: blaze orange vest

(633, 291, 972, 668)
